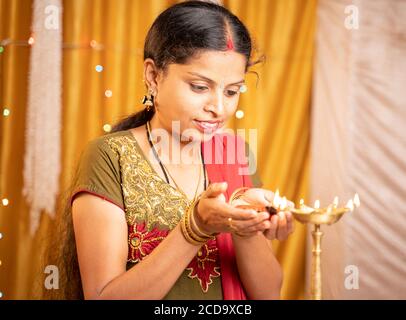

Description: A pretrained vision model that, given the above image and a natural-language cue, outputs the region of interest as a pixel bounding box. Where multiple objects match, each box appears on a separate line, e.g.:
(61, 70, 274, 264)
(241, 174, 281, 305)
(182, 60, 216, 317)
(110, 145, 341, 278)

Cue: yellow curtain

(0, 0, 316, 299)
(224, 0, 316, 299)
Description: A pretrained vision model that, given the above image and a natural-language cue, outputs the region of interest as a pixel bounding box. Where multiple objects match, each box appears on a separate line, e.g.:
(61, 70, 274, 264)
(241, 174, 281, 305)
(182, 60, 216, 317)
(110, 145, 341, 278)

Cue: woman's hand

(232, 188, 295, 241)
(194, 183, 271, 236)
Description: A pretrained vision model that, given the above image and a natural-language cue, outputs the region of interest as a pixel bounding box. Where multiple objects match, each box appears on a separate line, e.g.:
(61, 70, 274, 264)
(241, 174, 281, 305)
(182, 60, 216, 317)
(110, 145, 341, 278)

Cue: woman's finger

(230, 211, 270, 231)
(276, 211, 288, 241)
(206, 200, 256, 221)
(264, 215, 278, 240)
(235, 216, 271, 233)
(285, 211, 294, 234)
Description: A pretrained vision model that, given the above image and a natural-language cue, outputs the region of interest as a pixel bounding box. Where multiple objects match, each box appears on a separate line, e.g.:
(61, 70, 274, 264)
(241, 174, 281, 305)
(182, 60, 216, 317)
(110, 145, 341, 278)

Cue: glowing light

(28, 37, 35, 45)
(95, 65, 103, 72)
(280, 196, 288, 210)
(235, 110, 244, 119)
(314, 200, 320, 209)
(105, 90, 113, 98)
(239, 84, 247, 93)
(354, 193, 361, 208)
(90, 40, 98, 48)
(273, 189, 281, 208)
(103, 124, 112, 132)
(333, 196, 339, 207)
(346, 199, 354, 211)
(2, 198, 9, 206)
(3, 108, 10, 117)
(0, 233, 3, 240)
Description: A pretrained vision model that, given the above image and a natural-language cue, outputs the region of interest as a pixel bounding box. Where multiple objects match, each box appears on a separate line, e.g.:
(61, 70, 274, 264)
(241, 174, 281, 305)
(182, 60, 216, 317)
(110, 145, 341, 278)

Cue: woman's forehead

(169, 50, 246, 84)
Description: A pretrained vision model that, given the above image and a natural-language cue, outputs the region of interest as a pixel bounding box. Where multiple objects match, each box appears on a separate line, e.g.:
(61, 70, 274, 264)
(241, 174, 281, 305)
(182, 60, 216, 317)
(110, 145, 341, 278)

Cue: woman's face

(148, 50, 247, 144)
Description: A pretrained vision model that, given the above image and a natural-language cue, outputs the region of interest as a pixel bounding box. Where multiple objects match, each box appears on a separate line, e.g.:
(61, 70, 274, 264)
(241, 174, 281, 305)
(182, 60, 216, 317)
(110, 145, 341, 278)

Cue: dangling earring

(142, 88, 155, 111)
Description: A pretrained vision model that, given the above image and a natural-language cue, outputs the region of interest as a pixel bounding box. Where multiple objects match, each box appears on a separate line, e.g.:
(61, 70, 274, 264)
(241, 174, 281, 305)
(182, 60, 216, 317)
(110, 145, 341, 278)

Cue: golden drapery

(0, 0, 315, 299)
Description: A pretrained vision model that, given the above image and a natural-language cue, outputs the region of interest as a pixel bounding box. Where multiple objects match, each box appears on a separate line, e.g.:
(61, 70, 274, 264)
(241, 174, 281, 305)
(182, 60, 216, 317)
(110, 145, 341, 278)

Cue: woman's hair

(112, 0, 261, 133)
(45, 1, 259, 299)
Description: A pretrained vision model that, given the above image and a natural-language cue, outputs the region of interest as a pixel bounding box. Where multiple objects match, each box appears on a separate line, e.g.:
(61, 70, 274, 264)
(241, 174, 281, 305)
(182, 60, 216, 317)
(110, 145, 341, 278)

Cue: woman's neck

(148, 116, 201, 166)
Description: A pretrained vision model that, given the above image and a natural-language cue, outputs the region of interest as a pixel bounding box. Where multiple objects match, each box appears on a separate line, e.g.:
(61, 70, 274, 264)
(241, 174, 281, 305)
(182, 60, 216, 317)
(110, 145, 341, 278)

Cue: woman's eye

(226, 90, 238, 97)
(190, 84, 208, 92)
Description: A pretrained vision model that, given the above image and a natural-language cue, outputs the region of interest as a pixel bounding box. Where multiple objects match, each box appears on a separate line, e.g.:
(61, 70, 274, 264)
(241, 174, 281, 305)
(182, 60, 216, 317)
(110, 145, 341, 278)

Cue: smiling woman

(47, 0, 294, 300)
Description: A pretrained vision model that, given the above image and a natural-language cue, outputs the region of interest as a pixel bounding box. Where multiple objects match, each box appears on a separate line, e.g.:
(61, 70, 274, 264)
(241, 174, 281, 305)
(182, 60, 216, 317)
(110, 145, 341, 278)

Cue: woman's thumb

(206, 182, 228, 198)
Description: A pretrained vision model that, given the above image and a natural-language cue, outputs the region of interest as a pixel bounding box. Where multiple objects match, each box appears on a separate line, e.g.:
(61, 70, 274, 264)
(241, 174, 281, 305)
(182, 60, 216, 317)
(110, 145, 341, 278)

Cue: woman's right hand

(194, 182, 271, 237)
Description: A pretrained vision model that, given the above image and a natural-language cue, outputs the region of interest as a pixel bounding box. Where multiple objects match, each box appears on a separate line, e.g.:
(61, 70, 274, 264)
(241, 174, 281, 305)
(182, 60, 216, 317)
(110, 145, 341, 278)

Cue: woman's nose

(204, 89, 225, 116)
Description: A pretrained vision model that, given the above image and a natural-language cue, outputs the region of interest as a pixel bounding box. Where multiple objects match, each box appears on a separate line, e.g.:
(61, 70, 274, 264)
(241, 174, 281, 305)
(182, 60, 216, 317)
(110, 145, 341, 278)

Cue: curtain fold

(0, 0, 315, 299)
(225, 0, 316, 299)
(311, 0, 406, 299)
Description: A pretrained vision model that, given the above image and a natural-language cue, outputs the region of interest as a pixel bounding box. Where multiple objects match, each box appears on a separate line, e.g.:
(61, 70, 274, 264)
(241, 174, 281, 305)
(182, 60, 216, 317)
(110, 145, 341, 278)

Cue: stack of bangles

(181, 194, 218, 246)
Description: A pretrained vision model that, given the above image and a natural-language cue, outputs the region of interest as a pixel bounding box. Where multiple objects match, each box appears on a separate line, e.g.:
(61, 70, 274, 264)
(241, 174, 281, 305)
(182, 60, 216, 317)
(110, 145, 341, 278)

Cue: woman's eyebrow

(187, 72, 245, 86)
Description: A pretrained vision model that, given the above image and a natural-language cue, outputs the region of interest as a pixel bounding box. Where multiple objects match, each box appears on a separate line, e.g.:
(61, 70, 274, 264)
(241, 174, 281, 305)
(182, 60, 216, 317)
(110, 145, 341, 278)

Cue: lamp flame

(273, 189, 281, 208)
(346, 199, 354, 211)
(354, 193, 361, 208)
(280, 197, 287, 210)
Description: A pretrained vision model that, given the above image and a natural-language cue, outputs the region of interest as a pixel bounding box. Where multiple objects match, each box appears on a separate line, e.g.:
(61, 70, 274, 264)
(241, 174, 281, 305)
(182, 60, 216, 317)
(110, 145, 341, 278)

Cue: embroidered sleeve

(70, 137, 124, 210)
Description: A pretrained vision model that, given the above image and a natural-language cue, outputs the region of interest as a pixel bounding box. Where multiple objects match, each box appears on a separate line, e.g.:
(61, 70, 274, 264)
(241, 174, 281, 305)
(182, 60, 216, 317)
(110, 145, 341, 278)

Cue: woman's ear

(143, 58, 160, 89)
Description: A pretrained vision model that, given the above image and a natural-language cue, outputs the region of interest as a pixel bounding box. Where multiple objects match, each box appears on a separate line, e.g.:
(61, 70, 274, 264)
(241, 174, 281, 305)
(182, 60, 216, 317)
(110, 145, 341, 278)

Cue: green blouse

(71, 129, 262, 300)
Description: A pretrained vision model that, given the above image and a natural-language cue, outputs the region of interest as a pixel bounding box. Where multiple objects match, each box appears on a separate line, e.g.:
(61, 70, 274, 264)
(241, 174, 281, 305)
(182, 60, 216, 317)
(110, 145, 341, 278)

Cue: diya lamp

(229, 187, 361, 300)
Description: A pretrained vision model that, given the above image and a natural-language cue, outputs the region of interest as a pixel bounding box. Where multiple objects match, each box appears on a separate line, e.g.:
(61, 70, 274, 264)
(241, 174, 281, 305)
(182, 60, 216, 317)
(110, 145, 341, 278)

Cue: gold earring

(142, 88, 155, 111)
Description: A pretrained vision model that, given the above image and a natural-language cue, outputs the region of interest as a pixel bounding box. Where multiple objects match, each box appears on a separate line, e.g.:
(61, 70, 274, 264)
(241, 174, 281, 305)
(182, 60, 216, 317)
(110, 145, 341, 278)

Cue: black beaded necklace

(145, 122, 207, 192)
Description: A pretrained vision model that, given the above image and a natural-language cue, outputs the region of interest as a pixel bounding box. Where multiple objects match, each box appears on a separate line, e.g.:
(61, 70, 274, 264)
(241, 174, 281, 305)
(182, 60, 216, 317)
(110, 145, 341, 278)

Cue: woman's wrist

(192, 199, 217, 237)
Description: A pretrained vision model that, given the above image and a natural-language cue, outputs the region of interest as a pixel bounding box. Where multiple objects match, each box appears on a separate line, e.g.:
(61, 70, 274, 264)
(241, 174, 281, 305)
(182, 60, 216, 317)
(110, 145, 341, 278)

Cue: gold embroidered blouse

(71, 129, 262, 299)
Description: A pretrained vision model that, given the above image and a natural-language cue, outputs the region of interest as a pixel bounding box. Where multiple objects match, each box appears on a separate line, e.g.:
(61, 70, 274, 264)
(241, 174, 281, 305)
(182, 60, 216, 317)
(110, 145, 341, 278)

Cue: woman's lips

(192, 120, 222, 133)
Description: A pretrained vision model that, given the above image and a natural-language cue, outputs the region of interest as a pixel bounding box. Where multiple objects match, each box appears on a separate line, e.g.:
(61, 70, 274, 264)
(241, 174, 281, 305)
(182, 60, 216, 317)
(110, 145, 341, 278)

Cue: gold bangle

(181, 214, 203, 246)
(185, 204, 210, 243)
(181, 204, 207, 246)
(229, 187, 250, 204)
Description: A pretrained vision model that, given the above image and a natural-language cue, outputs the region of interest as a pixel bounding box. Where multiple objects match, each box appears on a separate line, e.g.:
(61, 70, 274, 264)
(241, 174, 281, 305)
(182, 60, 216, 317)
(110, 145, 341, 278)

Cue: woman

(61, 1, 294, 300)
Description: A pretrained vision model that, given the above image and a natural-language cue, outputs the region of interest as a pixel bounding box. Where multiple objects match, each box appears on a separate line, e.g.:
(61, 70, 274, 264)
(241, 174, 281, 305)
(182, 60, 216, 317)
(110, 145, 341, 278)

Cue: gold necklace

(146, 121, 202, 202)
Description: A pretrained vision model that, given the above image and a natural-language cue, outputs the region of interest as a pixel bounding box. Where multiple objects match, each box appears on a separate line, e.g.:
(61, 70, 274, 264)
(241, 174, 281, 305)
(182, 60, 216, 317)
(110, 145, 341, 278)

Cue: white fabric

(310, 0, 406, 299)
(23, 0, 62, 236)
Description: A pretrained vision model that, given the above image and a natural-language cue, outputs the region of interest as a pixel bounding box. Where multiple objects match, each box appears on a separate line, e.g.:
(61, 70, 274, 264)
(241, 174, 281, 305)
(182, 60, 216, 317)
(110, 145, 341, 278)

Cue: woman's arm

(232, 232, 283, 300)
(72, 193, 200, 300)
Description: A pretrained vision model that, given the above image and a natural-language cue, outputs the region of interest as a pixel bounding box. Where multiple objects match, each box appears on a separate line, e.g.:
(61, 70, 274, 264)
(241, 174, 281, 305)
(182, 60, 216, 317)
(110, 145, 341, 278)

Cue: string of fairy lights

(0, 35, 248, 123)
(0, 36, 248, 296)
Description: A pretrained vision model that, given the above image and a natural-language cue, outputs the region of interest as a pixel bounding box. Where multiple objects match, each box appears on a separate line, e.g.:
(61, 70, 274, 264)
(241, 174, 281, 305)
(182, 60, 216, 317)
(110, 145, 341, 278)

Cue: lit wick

(354, 193, 361, 208)
(345, 199, 354, 211)
(333, 196, 339, 208)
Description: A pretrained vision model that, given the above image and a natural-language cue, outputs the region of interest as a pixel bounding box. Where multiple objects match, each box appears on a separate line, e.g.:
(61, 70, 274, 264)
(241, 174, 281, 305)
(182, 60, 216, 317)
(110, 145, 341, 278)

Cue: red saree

(202, 133, 253, 300)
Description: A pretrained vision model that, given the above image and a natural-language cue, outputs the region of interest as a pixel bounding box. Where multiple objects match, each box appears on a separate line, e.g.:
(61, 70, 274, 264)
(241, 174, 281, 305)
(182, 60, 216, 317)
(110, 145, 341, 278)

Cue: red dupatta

(202, 133, 253, 300)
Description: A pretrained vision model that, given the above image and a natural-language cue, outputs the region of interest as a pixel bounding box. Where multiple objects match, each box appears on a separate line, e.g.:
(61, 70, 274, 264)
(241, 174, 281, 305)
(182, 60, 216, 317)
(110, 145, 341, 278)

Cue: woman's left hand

(231, 188, 295, 241)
